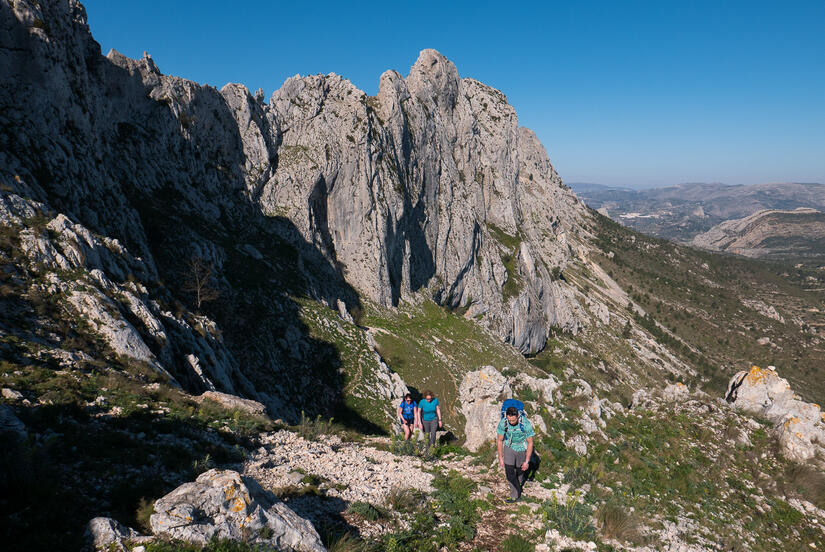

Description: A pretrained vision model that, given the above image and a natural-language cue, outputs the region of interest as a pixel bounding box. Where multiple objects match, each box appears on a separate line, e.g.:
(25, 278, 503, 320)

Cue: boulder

(86, 517, 150, 551)
(459, 366, 512, 452)
(514, 373, 560, 404)
(150, 469, 325, 551)
(725, 366, 825, 462)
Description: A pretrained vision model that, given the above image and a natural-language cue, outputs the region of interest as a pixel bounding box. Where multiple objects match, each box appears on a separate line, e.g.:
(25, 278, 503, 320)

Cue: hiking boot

(505, 497, 519, 503)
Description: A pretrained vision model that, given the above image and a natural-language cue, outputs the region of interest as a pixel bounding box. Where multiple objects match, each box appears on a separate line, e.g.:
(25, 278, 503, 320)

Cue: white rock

(150, 469, 325, 551)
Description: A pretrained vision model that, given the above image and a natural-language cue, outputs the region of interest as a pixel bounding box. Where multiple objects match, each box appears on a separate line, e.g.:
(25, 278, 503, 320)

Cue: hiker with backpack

(418, 390, 442, 448)
(497, 399, 535, 503)
(397, 393, 418, 440)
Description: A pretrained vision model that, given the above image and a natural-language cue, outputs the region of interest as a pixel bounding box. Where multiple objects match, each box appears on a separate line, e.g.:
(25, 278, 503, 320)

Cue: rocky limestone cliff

(1, 0, 588, 360)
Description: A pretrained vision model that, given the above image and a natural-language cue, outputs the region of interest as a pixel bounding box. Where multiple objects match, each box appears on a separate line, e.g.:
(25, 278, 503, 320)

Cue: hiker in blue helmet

(497, 405, 534, 502)
(397, 393, 419, 440)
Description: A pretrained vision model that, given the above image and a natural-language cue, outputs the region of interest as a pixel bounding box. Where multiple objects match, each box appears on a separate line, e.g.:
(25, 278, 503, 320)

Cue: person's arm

(497, 434, 505, 469)
(522, 437, 534, 472)
(436, 405, 442, 428)
(415, 406, 421, 428)
(397, 405, 404, 424)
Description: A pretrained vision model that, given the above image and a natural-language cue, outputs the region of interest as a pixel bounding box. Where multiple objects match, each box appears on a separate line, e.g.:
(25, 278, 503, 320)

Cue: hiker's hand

(521, 461, 529, 472)
(438, 420, 442, 428)
(498, 457, 505, 469)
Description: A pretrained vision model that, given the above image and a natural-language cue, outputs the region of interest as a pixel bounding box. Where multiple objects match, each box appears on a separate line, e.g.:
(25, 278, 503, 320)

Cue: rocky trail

(244, 430, 560, 549)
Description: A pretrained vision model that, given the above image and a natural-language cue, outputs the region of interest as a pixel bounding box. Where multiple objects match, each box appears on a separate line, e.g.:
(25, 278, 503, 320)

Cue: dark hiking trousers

(502, 446, 527, 500)
(422, 419, 438, 447)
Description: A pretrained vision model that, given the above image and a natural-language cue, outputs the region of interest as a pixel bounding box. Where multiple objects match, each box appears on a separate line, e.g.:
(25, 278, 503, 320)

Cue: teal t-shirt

(497, 417, 534, 452)
(419, 398, 439, 421)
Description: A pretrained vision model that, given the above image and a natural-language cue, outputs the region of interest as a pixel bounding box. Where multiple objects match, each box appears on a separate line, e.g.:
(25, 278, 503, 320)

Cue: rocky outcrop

(150, 469, 326, 551)
(725, 366, 825, 462)
(459, 366, 512, 451)
(197, 391, 267, 416)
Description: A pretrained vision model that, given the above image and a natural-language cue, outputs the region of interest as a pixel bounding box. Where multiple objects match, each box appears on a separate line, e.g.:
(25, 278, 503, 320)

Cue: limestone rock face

(258, 49, 589, 353)
(150, 469, 325, 551)
(726, 366, 825, 462)
(459, 366, 512, 452)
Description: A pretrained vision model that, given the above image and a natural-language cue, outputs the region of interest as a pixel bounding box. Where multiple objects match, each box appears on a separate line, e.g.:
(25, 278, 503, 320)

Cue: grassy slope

(362, 300, 543, 435)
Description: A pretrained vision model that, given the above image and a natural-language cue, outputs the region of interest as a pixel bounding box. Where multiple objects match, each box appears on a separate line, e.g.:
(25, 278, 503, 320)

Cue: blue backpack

(501, 399, 526, 436)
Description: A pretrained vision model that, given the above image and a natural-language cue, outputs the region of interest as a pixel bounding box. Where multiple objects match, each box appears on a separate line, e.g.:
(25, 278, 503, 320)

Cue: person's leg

(402, 422, 411, 440)
(502, 447, 521, 500)
(423, 420, 437, 447)
(514, 450, 527, 494)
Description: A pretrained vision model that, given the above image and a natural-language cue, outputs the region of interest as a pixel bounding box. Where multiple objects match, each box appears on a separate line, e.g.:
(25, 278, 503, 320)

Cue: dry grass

(384, 486, 425, 513)
(783, 463, 825, 508)
(596, 501, 642, 543)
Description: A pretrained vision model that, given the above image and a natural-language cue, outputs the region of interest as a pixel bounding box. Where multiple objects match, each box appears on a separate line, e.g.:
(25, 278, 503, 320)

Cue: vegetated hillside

(572, 182, 825, 245)
(693, 208, 825, 262)
(589, 211, 825, 404)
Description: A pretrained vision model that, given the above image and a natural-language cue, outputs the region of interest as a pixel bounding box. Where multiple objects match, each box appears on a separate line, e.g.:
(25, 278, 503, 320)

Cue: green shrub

(347, 501, 387, 521)
(294, 411, 334, 440)
(385, 486, 426, 513)
(542, 496, 596, 541)
(135, 497, 156, 533)
(501, 534, 535, 552)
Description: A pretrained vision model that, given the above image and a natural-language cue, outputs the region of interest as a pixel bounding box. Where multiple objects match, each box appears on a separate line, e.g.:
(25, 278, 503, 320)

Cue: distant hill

(573, 181, 825, 248)
(692, 208, 825, 261)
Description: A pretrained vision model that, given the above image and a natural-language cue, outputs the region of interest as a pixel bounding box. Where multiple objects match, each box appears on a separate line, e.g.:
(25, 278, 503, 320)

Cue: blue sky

(82, 0, 825, 188)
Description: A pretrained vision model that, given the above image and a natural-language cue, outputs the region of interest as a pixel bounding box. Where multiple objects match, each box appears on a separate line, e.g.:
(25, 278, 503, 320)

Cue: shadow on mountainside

(1, 2, 387, 433)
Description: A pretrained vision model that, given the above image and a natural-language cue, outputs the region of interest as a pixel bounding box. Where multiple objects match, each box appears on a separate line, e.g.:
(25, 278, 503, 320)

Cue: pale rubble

(245, 430, 434, 506)
(725, 365, 825, 462)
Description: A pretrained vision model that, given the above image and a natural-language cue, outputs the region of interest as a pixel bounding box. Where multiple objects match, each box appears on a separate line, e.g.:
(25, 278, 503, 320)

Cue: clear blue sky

(82, 0, 825, 189)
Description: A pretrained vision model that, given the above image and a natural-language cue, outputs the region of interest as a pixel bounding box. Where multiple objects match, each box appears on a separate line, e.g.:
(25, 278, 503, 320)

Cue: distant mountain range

(569, 182, 825, 259)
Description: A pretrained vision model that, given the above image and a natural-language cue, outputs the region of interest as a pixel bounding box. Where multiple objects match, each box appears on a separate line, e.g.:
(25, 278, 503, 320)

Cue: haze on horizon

(81, 0, 825, 189)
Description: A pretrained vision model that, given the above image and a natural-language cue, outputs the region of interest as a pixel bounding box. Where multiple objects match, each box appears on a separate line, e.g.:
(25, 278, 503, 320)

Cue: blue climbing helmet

(501, 398, 526, 433)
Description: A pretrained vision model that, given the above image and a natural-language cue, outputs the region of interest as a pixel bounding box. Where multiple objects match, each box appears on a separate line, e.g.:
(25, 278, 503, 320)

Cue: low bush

(501, 534, 535, 552)
(385, 486, 426, 513)
(542, 496, 596, 541)
(346, 501, 387, 521)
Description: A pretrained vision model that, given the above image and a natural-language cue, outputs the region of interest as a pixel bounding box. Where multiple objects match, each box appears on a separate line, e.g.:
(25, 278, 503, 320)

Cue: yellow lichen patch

(224, 485, 237, 501)
(745, 365, 767, 385)
(231, 496, 247, 512)
(783, 417, 802, 429)
(795, 432, 804, 438)
(676, 382, 685, 387)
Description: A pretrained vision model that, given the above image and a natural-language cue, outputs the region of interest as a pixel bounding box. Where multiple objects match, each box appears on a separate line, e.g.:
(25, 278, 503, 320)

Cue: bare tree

(181, 255, 220, 311)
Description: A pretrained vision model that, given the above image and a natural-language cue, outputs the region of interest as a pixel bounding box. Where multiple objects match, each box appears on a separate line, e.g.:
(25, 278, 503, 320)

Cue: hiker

(397, 393, 418, 440)
(418, 390, 442, 448)
(497, 405, 534, 503)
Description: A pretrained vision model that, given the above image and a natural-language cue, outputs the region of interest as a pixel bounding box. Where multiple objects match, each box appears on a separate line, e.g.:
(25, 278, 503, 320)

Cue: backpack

(501, 399, 526, 437)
